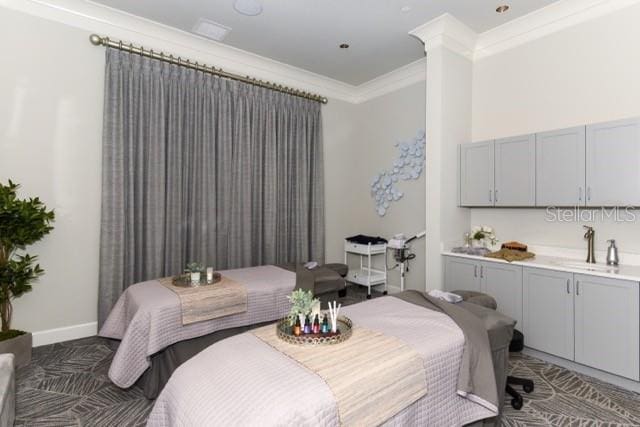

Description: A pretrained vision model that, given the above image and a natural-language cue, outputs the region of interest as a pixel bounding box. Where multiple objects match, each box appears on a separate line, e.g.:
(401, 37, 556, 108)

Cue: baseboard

(386, 285, 403, 294)
(32, 322, 98, 347)
(523, 347, 640, 393)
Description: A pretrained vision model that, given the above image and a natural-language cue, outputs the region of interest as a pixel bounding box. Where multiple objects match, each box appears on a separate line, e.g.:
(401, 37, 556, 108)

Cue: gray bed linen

(148, 297, 497, 427)
(100, 265, 295, 388)
(279, 263, 346, 295)
(395, 291, 516, 419)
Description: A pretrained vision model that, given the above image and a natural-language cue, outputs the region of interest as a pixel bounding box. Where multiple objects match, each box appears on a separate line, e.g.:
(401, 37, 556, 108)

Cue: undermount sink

(554, 261, 618, 272)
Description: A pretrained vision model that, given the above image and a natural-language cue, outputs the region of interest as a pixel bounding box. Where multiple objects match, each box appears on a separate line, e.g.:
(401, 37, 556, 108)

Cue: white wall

(470, 3, 640, 255)
(337, 81, 427, 292)
(0, 6, 361, 339)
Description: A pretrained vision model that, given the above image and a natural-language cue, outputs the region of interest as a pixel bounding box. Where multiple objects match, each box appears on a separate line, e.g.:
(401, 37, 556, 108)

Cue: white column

(410, 15, 477, 290)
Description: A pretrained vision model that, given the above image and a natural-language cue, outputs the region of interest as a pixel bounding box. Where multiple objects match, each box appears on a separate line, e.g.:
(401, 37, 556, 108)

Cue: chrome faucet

(584, 226, 596, 264)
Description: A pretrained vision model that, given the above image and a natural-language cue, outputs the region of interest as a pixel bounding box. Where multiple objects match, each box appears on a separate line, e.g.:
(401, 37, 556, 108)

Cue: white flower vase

(471, 239, 485, 248)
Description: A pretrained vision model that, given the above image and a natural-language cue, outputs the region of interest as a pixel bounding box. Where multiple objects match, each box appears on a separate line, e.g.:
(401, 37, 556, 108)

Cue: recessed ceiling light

(193, 18, 231, 41)
(234, 0, 263, 16)
(339, 43, 349, 49)
(496, 5, 510, 13)
(400, 5, 411, 13)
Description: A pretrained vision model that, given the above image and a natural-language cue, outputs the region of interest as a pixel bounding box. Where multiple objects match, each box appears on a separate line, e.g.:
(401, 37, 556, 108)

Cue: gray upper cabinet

(536, 126, 586, 206)
(574, 274, 639, 380)
(460, 141, 494, 207)
(586, 118, 640, 206)
(494, 134, 535, 206)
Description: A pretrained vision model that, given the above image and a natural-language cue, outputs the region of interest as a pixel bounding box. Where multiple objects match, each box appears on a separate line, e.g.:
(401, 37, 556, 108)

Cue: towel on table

(428, 289, 463, 303)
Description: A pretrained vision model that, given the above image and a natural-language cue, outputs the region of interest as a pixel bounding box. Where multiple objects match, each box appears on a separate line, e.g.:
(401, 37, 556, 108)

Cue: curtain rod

(89, 34, 328, 104)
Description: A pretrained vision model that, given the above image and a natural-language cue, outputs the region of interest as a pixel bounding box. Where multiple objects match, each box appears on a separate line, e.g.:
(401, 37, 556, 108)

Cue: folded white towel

(428, 289, 463, 304)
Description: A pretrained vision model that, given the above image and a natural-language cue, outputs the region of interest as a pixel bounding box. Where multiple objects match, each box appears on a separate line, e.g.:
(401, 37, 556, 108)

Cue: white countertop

(442, 250, 640, 283)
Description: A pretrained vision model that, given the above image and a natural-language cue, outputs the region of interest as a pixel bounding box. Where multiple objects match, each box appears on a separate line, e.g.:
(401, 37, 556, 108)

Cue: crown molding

(473, 0, 640, 60)
(409, 13, 477, 59)
(1, 0, 358, 103)
(4, 0, 640, 105)
(352, 58, 426, 104)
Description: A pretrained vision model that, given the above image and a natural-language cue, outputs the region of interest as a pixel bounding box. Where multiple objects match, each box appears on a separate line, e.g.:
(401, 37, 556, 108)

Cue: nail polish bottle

(312, 314, 320, 334)
(321, 315, 329, 334)
(293, 317, 301, 337)
(303, 315, 312, 334)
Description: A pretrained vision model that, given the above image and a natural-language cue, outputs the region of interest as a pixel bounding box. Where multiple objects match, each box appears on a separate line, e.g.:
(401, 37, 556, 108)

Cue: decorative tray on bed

(276, 316, 353, 346)
(172, 272, 221, 287)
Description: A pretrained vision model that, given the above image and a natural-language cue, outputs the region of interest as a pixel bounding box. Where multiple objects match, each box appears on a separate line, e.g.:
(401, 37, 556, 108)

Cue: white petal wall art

(370, 129, 426, 216)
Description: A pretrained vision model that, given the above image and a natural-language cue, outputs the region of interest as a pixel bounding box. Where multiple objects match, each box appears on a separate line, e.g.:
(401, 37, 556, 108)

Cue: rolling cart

(344, 239, 387, 298)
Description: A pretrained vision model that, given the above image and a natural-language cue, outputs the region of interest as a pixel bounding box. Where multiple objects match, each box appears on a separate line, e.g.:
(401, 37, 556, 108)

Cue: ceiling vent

(193, 18, 231, 42)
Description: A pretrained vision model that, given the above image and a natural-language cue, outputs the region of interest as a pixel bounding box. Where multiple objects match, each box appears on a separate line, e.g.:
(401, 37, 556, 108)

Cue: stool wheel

(383, 291, 388, 295)
(523, 383, 534, 393)
(366, 294, 372, 299)
(511, 396, 523, 410)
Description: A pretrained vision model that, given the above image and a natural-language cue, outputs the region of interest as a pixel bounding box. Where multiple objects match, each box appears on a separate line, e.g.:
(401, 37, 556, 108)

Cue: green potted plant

(0, 180, 54, 366)
(287, 289, 319, 328)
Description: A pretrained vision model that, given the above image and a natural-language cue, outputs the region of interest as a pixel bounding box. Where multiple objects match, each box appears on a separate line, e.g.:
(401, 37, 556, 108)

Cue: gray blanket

(148, 296, 499, 426)
(279, 263, 346, 295)
(395, 291, 516, 413)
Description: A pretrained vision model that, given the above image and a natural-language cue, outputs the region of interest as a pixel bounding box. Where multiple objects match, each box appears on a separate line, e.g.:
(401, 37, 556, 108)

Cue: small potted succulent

(185, 262, 204, 285)
(471, 225, 497, 248)
(0, 180, 55, 367)
(287, 289, 319, 329)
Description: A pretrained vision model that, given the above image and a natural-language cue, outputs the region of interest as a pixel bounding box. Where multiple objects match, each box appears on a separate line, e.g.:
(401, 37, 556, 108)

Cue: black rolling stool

(505, 329, 534, 409)
(452, 290, 534, 410)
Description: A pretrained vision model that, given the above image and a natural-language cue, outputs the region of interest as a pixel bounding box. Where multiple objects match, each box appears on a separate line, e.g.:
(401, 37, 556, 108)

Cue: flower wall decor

(370, 129, 426, 217)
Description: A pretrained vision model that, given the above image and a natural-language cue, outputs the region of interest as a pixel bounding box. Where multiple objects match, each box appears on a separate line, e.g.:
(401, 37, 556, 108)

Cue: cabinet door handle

(489, 190, 493, 203)
(578, 187, 583, 202)
(587, 187, 592, 202)
(576, 280, 580, 295)
(495, 189, 498, 203)
(480, 266, 484, 279)
(566, 279, 570, 294)
(474, 265, 477, 278)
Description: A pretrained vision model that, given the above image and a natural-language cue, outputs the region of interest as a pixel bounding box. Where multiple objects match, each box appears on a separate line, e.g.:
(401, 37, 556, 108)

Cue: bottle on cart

(304, 315, 312, 334)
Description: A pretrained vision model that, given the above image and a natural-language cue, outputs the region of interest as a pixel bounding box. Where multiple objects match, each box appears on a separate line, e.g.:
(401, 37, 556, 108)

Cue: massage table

(100, 264, 347, 398)
(147, 291, 516, 427)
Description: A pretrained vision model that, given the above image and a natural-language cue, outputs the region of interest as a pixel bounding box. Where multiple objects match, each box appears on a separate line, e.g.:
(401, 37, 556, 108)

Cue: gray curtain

(98, 48, 324, 325)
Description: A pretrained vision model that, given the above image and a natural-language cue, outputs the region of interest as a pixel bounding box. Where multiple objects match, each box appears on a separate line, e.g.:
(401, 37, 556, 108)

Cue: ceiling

(91, 0, 560, 85)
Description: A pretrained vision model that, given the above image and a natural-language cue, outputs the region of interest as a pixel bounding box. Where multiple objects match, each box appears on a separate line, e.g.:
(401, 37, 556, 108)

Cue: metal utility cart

(344, 239, 387, 298)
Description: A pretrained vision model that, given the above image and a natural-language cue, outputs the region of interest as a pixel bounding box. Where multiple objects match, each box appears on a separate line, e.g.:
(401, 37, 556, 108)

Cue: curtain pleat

(98, 48, 325, 325)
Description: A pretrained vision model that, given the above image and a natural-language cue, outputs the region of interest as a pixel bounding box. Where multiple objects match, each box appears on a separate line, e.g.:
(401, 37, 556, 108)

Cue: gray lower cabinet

(443, 256, 480, 292)
(443, 256, 522, 326)
(574, 274, 640, 380)
(480, 261, 523, 327)
(523, 268, 575, 361)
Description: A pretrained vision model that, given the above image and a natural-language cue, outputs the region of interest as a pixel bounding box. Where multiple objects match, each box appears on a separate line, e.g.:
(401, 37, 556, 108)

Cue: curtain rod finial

(89, 34, 103, 46)
(321, 97, 328, 104)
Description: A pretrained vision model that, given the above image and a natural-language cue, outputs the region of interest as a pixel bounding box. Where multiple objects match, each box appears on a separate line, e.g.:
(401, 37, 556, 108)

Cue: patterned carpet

(14, 286, 640, 426)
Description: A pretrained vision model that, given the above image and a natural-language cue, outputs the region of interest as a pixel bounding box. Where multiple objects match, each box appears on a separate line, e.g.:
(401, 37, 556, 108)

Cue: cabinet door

(460, 141, 494, 207)
(480, 262, 523, 328)
(586, 118, 640, 206)
(443, 256, 480, 292)
(523, 268, 574, 360)
(536, 126, 586, 206)
(574, 274, 640, 380)
(494, 134, 535, 206)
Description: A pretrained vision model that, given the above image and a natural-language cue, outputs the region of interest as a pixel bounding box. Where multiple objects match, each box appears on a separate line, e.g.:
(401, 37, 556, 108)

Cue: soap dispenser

(606, 239, 619, 266)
